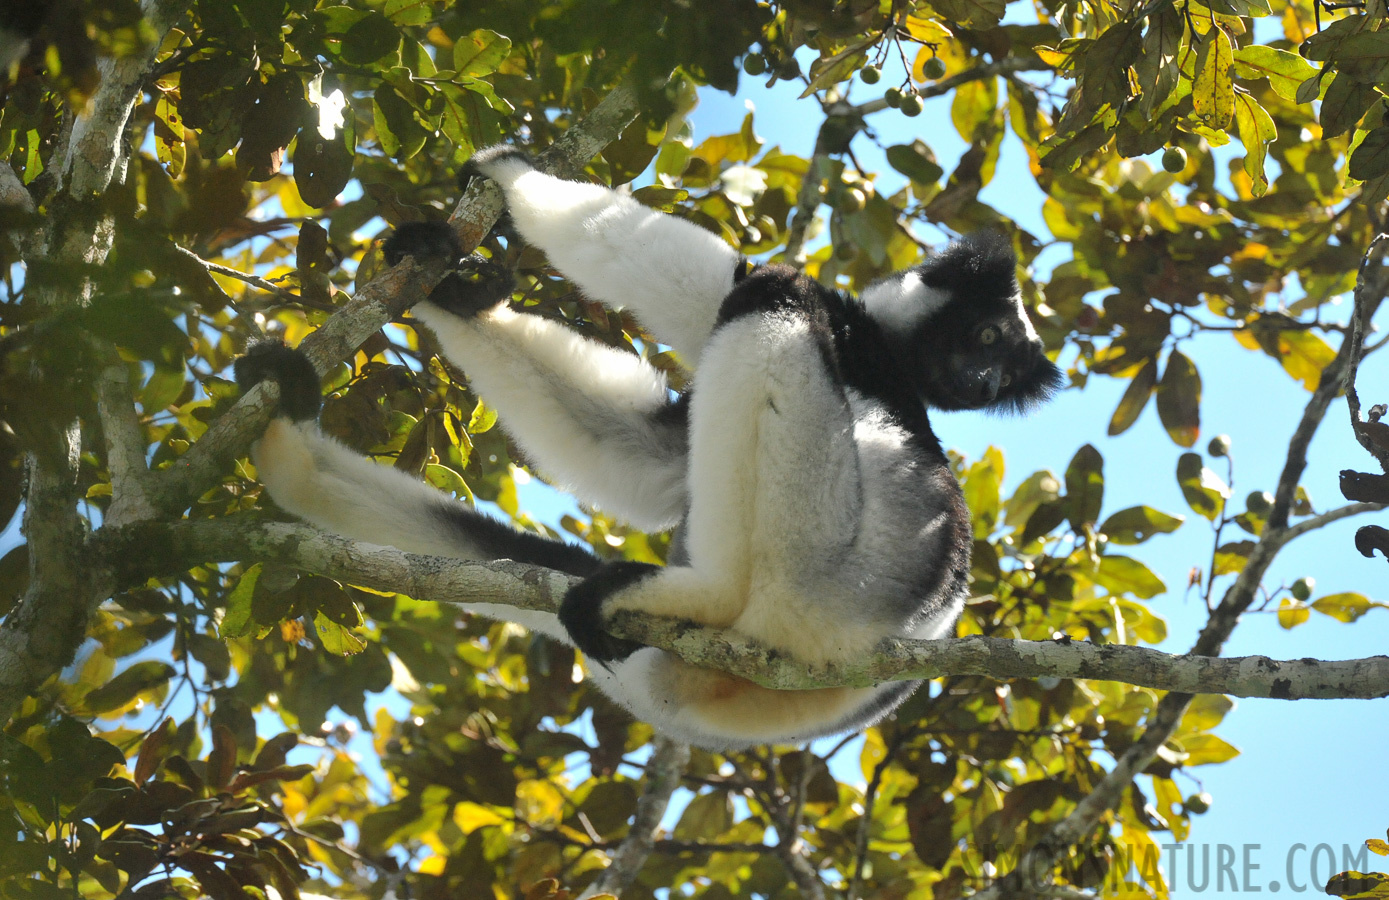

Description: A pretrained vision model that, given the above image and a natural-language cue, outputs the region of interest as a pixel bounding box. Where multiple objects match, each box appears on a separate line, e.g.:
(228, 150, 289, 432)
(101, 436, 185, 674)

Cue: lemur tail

(234, 341, 602, 579)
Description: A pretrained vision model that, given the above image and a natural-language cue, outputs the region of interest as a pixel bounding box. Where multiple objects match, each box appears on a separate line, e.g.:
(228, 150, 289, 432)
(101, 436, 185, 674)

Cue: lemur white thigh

(477, 155, 739, 361)
(414, 301, 687, 532)
(252, 419, 571, 642)
(601, 312, 870, 661)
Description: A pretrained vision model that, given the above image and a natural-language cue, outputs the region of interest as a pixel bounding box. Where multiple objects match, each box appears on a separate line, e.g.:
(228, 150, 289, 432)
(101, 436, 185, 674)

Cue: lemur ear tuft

(383, 220, 462, 268)
(233, 340, 323, 422)
(916, 231, 1019, 303)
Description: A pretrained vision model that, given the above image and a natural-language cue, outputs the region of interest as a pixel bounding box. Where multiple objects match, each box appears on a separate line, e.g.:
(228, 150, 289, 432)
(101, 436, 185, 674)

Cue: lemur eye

(1000, 373, 1012, 388)
(979, 326, 1000, 345)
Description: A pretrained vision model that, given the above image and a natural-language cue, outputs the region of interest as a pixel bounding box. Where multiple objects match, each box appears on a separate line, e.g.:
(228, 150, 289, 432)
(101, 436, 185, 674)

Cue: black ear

(916, 231, 1018, 303)
(234, 341, 322, 422)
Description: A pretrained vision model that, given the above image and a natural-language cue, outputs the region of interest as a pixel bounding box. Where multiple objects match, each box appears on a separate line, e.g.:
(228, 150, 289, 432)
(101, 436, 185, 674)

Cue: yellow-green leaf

(1232, 45, 1317, 102)
(1193, 28, 1234, 130)
(1108, 357, 1158, 436)
(1277, 597, 1310, 629)
(1310, 592, 1377, 623)
(314, 610, 366, 655)
(1233, 93, 1276, 197)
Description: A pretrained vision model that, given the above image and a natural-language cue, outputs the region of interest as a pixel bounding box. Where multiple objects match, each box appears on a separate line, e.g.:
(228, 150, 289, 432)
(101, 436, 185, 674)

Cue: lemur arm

(384, 222, 689, 531)
(468, 147, 741, 363)
(413, 300, 688, 532)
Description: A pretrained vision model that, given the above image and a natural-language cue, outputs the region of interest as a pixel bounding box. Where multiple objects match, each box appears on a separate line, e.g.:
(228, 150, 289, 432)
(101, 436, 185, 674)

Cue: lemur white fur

(244, 147, 1060, 750)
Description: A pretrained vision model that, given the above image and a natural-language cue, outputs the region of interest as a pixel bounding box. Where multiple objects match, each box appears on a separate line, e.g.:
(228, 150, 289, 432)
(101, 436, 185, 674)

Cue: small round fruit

(900, 93, 924, 116)
(839, 187, 867, 213)
(1291, 577, 1315, 602)
(778, 58, 801, 79)
(1161, 146, 1187, 174)
(884, 87, 903, 108)
(1183, 792, 1213, 815)
(1207, 434, 1232, 458)
(1246, 490, 1274, 516)
(834, 242, 857, 262)
(743, 53, 767, 75)
(923, 56, 947, 80)
(860, 64, 881, 84)
(1076, 307, 1100, 331)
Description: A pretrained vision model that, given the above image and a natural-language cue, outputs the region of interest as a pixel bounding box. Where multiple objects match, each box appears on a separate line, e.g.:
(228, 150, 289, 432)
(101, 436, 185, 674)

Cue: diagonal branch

(579, 737, 690, 899)
(152, 84, 642, 519)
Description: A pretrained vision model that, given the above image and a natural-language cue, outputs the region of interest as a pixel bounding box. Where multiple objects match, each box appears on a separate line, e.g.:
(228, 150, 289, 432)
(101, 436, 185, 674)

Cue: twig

(579, 737, 690, 899)
(1343, 233, 1389, 471)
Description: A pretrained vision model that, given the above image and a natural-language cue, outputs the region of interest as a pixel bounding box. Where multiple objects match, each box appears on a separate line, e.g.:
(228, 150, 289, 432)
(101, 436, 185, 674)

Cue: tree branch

(93, 341, 158, 526)
(60, 0, 191, 198)
(0, 0, 192, 728)
(1343, 233, 1389, 471)
(579, 736, 690, 899)
(83, 518, 1389, 701)
(152, 83, 641, 519)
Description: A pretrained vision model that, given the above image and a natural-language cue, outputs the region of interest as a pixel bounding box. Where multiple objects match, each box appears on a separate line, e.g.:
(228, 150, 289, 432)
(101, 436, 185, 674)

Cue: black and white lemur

(235, 146, 1063, 750)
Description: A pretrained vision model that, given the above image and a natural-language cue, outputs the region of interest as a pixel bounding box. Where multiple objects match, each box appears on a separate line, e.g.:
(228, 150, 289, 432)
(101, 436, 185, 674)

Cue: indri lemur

(236, 146, 1062, 750)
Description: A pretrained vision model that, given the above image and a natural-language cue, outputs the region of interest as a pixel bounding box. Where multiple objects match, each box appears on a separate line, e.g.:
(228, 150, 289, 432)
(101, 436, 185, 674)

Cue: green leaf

(453, 29, 512, 77)
(221, 564, 261, 638)
(84, 662, 176, 713)
(1136, 6, 1183, 118)
(1099, 505, 1184, 544)
(673, 790, 733, 840)
(341, 11, 400, 66)
(315, 611, 367, 656)
(928, 0, 1006, 28)
(1350, 126, 1389, 182)
(1232, 45, 1317, 102)
(1319, 31, 1389, 83)
(1094, 555, 1166, 599)
(1108, 357, 1158, 436)
(1083, 20, 1143, 110)
(1176, 452, 1228, 520)
(383, 0, 433, 26)
(1321, 72, 1379, 139)
(1064, 443, 1104, 531)
(1233, 93, 1276, 197)
(1156, 349, 1201, 447)
(886, 142, 944, 185)
(1192, 28, 1234, 130)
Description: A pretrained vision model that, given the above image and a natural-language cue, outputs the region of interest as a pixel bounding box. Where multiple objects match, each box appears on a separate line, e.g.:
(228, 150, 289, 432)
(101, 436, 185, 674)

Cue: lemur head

(861, 232, 1064, 413)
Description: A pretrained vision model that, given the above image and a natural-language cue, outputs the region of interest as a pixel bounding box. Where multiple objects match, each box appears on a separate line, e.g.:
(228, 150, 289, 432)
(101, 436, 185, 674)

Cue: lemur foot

(383, 220, 515, 318)
(559, 561, 661, 667)
(233, 341, 322, 422)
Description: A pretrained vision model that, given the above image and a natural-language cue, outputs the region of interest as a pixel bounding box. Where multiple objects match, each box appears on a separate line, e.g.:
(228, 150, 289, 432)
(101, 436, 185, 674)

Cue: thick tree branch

(61, 0, 190, 197)
(579, 737, 690, 900)
(0, 0, 191, 727)
(82, 518, 1389, 701)
(153, 84, 641, 518)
